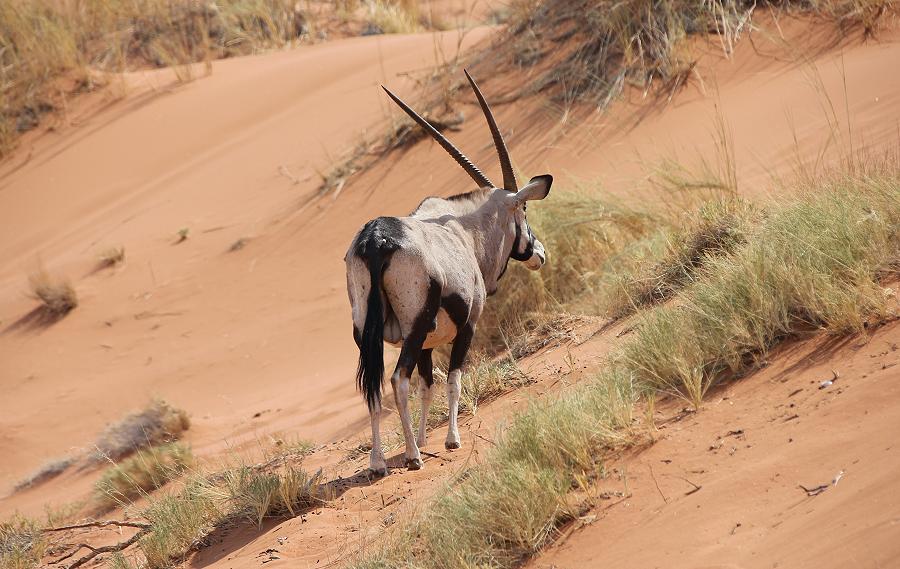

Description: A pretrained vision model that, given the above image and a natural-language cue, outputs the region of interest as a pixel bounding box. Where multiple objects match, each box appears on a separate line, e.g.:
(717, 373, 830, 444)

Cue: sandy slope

(1, 13, 899, 569)
(529, 321, 900, 569)
(0, 28, 492, 512)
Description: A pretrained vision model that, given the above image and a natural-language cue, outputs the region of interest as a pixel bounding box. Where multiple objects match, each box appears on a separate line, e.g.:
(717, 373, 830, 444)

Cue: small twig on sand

(799, 483, 828, 497)
(648, 464, 668, 504)
(674, 475, 702, 496)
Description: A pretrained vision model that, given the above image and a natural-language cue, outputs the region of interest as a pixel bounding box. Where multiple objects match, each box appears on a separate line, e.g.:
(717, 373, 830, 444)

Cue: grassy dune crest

(351, 163, 900, 568)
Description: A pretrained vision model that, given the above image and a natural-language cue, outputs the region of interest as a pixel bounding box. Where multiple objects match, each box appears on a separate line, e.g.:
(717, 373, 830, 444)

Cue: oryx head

(382, 70, 552, 271)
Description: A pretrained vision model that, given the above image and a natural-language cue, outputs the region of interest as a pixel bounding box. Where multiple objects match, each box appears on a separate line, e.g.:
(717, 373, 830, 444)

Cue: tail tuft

(356, 243, 386, 411)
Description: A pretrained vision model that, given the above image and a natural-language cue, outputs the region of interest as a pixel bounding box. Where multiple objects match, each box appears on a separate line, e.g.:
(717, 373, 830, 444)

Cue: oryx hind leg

(390, 279, 442, 470)
(416, 349, 434, 447)
(446, 323, 474, 450)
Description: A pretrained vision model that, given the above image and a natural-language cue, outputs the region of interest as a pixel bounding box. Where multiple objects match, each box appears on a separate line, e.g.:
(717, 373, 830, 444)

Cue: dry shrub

(99, 246, 126, 268)
(28, 270, 77, 316)
(476, 0, 896, 108)
(93, 400, 190, 462)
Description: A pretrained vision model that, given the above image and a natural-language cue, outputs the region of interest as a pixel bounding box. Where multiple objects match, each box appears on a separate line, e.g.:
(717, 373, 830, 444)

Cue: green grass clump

(622, 168, 900, 407)
(95, 443, 193, 507)
(0, 516, 45, 569)
(609, 198, 758, 316)
(222, 464, 323, 525)
(138, 480, 222, 569)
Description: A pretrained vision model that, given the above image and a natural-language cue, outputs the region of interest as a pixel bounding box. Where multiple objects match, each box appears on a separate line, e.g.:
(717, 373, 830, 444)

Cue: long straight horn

(381, 86, 494, 189)
(464, 69, 517, 192)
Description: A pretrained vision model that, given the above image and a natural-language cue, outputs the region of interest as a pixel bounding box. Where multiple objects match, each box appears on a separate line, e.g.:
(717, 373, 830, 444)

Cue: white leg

(369, 405, 387, 477)
(445, 369, 461, 450)
(417, 380, 434, 447)
(392, 372, 423, 469)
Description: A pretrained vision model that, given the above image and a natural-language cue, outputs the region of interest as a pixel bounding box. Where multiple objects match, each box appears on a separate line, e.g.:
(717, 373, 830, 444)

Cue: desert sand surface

(529, 321, 900, 569)
(1, 11, 899, 569)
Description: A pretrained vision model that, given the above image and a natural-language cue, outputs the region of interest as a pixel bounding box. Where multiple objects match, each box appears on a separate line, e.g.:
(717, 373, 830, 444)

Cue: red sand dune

(1, 13, 899, 569)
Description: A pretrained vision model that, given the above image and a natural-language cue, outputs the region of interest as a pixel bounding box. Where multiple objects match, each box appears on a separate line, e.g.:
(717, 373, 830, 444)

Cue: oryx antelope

(345, 70, 552, 476)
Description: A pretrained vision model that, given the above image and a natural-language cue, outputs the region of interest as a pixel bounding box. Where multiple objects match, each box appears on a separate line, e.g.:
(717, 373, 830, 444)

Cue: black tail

(356, 244, 387, 412)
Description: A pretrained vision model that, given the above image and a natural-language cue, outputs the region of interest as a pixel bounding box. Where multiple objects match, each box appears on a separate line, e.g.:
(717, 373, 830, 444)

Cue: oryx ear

(508, 174, 552, 206)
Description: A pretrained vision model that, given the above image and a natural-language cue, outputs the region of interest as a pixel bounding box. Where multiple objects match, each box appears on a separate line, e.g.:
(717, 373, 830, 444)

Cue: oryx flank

(345, 70, 552, 476)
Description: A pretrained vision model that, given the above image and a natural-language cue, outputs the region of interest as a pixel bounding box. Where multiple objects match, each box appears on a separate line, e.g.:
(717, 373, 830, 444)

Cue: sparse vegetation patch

(0, 515, 45, 569)
(351, 162, 900, 568)
(95, 443, 193, 508)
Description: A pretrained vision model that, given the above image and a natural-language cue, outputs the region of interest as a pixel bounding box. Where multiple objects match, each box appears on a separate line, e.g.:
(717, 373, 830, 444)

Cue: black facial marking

(417, 349, 434, 388)
(509, 220, 535, 262)
(394, 278, 442, 379)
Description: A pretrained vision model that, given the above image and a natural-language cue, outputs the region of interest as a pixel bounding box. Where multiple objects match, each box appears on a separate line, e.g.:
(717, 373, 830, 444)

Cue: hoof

(406, 457, 424, 470)
(368, 467, 388, 478)
(445, 440, 461, 450)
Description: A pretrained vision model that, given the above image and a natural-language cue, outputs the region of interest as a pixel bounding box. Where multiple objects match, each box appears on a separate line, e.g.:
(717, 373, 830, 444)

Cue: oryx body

(345, 72, 552, 476)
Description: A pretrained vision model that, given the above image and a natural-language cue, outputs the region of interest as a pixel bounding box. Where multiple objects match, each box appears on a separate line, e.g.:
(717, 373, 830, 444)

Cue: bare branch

(63, 528, 150, 569)
(44, 520, 151, 533)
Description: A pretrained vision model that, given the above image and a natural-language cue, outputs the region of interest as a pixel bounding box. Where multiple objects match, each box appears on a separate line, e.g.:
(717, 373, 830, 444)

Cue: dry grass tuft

(132, 462, 321, 568)
(99, 246, 126, 268)
(0, 516, 45, 569)
(228, 237, 249, 252)
(365, 0, 420, 34)
(28, 270, 77, 317)
(95, 443, 193, 508)
(93, 400, 190, 463)
(222, 464, 324, 525)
